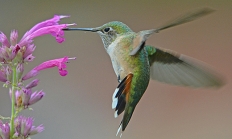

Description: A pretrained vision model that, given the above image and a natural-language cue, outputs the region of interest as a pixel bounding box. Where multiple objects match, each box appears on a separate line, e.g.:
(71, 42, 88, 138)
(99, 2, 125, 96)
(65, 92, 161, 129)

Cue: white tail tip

(114, 110, 118, 118)
(112, 98, 118, 109)
(112, 88, 119, 100)
(116, 124, 123, 137)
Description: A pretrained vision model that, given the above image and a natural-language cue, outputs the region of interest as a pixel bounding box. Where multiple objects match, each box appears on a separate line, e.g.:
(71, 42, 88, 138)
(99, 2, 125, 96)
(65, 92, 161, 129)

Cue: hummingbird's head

(63, 21, 132, 50)
(94, 21, 133, 50)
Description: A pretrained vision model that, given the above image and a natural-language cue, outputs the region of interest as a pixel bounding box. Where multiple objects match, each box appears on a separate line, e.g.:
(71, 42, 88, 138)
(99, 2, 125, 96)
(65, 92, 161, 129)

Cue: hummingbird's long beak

(63, 28, 98, 32)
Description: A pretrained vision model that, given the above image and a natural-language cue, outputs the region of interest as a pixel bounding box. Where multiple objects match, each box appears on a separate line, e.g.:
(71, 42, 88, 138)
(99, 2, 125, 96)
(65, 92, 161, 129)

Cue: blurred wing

(130, 8, 214, 56)
(145, 46, 224, 87)
(154, 8, 214, 32)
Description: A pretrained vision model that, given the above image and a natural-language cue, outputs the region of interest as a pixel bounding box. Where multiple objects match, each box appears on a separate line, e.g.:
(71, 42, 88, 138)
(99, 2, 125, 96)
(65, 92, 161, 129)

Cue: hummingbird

(64, 8, 224, 136)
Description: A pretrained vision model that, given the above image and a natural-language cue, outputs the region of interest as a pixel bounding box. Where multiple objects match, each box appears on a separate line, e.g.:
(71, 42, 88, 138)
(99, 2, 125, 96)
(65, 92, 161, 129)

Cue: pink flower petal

(23, 44, 36, 59)
(29, 15, 69, 35)
(34, 56, 68, 71)
(19, 15, 75, 46)
(22, 69, 39, 80)
(59, 69, 68, 76)
(29, 91, 45, 105)
(21, 15, 69, 40)
(10, 30, 18, 46)
(30, 24, 67, 43)
(29, 124, 44, 135)
(25, 79, 39, 89)
(22, 57, 76, 80)
(0, 32, 10, 47)
(24, 54, 35, 62)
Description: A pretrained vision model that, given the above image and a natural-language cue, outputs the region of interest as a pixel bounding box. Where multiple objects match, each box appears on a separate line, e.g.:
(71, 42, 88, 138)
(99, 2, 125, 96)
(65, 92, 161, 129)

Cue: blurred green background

(0, 0, 232, 139)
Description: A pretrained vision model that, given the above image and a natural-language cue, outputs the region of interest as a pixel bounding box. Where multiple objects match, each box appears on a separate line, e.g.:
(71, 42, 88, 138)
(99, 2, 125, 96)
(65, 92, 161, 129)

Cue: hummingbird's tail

(112, 73, 133, 117)
(117, 104, 136, 137)
(112, 73, 134, 136)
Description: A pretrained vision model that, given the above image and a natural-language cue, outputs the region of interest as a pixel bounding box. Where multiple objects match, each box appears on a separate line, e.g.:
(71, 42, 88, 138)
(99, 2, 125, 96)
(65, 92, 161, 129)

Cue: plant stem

(0, 115, 10, 120)
(10, 65, 17, 139)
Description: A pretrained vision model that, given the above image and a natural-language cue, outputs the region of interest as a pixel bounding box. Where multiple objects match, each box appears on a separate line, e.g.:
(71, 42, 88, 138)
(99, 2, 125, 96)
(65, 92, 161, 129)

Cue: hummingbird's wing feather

(145, 45, 224, 87)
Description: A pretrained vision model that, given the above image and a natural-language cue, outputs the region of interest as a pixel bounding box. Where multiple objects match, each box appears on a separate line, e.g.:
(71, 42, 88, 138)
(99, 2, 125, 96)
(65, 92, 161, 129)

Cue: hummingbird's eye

(103, 27, 110, 33)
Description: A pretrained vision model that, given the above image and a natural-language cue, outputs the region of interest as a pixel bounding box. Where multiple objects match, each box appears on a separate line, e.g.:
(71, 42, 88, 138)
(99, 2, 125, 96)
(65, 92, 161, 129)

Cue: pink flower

(25, 79, 39, 89)
(29, 124, 44, 136)
(23, 15, 67, 36)
(0, 32, 10, 47)
(14, 116, 44, 138)
(19, 15, 76, 46)
(0, 15, 76, 63)
(28, 90, 45, 106)
(22, 57, 76, 80)
(9, 88, 45, 108)
(0, 120, 10, 139)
